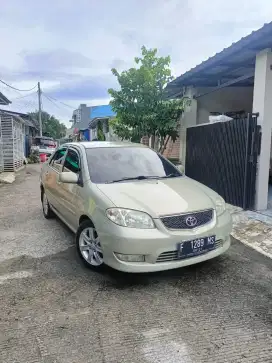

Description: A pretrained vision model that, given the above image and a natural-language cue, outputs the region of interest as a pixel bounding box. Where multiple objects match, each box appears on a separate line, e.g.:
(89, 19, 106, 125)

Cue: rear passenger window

(63, 149, 80, 174)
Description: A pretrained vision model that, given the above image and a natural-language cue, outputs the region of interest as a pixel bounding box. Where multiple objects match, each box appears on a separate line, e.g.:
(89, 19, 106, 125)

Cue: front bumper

(99, 210, 232, 273)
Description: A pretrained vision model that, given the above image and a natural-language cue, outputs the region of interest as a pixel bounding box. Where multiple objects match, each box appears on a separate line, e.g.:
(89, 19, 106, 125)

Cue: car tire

(42, 190, 55, 219)
(76, 219, 104, 271)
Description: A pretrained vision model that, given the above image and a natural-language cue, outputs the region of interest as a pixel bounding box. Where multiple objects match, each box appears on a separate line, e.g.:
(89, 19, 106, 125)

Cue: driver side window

(50, 148, 67, 172)
(63, 148, 80, 174)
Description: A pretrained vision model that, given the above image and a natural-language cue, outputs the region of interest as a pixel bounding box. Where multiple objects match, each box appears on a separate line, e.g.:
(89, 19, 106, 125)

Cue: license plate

(178, 236, 216, 259)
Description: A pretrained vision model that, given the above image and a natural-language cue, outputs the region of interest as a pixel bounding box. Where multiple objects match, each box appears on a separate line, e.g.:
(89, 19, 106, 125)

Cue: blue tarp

(83, 129, 90, 141)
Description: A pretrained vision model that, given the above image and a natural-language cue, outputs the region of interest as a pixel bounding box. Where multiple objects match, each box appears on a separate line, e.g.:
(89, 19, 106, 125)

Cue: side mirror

(59, 172, 78, 184)
(177, 164, 184, 173)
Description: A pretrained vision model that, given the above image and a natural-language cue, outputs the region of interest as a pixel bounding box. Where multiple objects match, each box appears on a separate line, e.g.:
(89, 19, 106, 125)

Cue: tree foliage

(108, 46, 189, 148)
(29, 111, 67, 139)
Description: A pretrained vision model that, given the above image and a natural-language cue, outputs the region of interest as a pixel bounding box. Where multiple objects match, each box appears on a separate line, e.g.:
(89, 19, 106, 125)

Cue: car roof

(35, 136, 53, 140)
(64, 141, 148, 149)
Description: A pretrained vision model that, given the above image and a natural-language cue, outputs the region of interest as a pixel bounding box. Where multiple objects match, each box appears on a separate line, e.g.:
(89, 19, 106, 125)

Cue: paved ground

(0, 164, 271, 363)
(232, 210, 272, 259)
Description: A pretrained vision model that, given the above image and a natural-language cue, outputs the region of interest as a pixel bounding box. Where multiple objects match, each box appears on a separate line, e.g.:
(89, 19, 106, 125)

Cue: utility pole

(38, 82, 42, 137)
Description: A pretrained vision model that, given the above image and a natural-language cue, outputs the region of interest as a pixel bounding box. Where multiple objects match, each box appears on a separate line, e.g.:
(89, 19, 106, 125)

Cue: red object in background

(48, 140, 56, 148)
(40, 153, 47, 163)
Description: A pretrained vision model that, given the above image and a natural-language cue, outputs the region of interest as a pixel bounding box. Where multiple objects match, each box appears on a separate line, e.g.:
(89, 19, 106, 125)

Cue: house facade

(68, 104, 117, 142)
(89, 104, 116, 141)
(0, 88, 39, 172)
(166, 22, 272, 210)
(70, 104, 92, 125)
(0, 109, 39, 171)
(0, 92, 11, 172)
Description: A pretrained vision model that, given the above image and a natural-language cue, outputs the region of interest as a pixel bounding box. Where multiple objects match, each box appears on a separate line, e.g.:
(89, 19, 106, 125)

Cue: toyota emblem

(185, 216, 198, 227)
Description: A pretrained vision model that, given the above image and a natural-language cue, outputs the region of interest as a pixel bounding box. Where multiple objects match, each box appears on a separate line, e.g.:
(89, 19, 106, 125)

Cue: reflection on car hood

(97, 177, 218, 217)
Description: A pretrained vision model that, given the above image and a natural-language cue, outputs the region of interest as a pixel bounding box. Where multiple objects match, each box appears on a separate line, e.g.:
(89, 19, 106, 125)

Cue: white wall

(178, 85, 254, 167)
(196, 86, 254, 124)
(252, 49, 272, 210)
(179, 87, 197, 165)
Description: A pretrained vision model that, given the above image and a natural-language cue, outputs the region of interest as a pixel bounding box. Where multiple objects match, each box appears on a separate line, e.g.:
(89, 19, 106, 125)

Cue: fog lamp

(114, 253, 145, 262)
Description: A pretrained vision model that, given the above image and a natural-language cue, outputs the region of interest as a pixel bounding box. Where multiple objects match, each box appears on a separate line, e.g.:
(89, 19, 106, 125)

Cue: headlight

(106, 208, 155, 229)
(215, 196, 226, 216)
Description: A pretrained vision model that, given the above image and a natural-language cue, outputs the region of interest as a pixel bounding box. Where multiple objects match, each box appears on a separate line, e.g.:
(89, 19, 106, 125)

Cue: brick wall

(140, 136, 149, 146)
(162, 138, 180, 160)
(140, 135, 180, 160)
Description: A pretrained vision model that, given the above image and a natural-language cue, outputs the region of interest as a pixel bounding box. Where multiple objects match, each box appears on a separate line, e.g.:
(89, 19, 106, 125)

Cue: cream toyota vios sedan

(40, 141, 232, 273)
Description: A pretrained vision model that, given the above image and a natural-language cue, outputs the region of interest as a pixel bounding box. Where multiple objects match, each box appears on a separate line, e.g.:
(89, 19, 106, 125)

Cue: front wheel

(76, 220, 104, 271)
(42, 191, 55, 219)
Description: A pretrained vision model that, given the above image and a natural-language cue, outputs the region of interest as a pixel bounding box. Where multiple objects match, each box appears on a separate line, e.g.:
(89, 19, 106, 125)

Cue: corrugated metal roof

(89, 105, 116, 129)
(0, 108, 38, 129)
(167, 22, 272, 96)
(75, 105, 116, 131)
(90, 105, 116, 119)
(0, 92, 11, 105)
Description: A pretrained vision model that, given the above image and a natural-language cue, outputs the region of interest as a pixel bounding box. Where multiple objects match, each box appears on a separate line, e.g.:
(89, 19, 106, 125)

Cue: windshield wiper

(107, 175, 160, 183)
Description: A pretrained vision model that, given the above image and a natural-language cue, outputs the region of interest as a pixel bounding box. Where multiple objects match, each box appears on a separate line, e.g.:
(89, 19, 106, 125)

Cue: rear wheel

(42, 191, 55, 219)
(76, 219, 104, 271)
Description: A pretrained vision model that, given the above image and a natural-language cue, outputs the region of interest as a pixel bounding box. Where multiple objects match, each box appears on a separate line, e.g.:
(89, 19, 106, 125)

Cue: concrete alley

(0, 165, 271, 363)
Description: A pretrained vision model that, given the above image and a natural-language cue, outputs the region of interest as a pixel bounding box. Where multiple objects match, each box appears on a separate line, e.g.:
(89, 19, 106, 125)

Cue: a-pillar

(179, 87, 197, 167)
(253, 49, 272, 210)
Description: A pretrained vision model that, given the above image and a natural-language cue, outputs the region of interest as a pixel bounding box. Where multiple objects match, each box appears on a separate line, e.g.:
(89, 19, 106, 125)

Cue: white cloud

(0, 0, 272, 123)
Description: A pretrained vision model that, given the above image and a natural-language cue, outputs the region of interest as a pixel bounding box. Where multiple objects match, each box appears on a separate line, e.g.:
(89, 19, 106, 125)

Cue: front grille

(156, 240, 223, 263)
(160, 209, 213, 230)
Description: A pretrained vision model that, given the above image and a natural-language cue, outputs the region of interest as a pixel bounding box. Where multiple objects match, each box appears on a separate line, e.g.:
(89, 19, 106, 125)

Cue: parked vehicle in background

(31, 136, 56, 158)
(57, 137, 73, 146)
(40, 141, 232, 273)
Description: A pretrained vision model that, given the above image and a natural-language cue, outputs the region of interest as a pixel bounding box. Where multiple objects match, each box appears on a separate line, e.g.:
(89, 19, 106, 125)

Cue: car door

(57, 146, 83, 230)
(43, 147, 67, 211)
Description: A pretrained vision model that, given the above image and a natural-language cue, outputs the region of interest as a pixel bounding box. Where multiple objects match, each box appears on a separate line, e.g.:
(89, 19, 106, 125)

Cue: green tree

(108, 46, 189, 149)
(29, 111, 67, 139)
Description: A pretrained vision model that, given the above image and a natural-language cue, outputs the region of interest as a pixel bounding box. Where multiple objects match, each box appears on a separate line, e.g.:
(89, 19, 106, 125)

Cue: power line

(43, 92, 75, 110)
(0, 79, 38, 92)
(12, 91, 38, 100)
(42, 93, 61, 109)
(0, 83, 38, 111)
(42, 93, 75, 117)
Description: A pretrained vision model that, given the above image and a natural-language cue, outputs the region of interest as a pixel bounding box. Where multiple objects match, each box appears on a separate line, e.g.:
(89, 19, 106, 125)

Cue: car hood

(97, 177, 218, 217)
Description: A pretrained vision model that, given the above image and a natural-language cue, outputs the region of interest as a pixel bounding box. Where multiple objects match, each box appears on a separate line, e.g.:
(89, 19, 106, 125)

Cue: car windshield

(85, 147, 182, 184)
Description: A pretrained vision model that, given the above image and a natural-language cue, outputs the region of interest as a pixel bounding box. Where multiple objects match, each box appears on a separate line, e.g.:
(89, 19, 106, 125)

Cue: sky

(0, 0, 272, 127)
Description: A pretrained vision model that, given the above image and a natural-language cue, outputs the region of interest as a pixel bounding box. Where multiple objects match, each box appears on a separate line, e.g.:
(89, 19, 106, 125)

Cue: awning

(166, 22, 272, 98)
(89, 117, 109, 129)
(0, 92, 11, 105)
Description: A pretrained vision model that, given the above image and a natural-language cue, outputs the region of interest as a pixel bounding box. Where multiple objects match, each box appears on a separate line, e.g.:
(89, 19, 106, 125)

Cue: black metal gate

(185, 113, 261, 209)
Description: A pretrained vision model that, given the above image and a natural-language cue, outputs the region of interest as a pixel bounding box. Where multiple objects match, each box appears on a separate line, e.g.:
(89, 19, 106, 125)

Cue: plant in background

(108, 46, 189, 150)
(27, 149, 40, 164)
(28, 110, 67, 139)
(97, 121, 106, 141)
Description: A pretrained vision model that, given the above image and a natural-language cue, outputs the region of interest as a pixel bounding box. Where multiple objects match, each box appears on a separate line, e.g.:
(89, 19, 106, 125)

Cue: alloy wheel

(79, 227, 103, 266)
